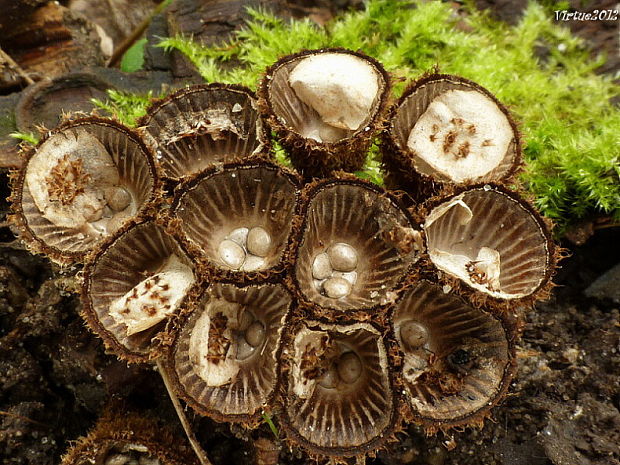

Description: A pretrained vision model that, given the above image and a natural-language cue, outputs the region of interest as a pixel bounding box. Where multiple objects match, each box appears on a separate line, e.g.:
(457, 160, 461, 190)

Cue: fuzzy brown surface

(3, 166, 617, 464)
(60, 408, 199, 465)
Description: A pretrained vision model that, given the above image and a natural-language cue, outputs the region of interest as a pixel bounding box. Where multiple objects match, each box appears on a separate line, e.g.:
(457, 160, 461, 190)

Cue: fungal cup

(60, 412, 198, 465)
(295, 179, 422, 312)
(259, 49, 390, 177)
(140, 84, 266, 181)
(286, 53, 380, 142)
(169, 283, 291, 422)
(283, 321, 394, 456)
(13, 118, 158, 263)
(423, 185, 553, 301)
(393, 281, 515, 425)
(82, 221, 196, 362)
(173, 163, 299, 279)
(382, 74, 520, 197)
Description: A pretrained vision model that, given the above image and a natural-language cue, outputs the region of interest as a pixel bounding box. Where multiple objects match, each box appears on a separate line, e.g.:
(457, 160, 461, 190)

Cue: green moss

(117, 0, 617, 232)
(92, 89, 159, 127)
(261, 411, 279, 439)
(10, 131, 39, 145)
(355, 142, 384, 187)
(271, 136, 293, 169)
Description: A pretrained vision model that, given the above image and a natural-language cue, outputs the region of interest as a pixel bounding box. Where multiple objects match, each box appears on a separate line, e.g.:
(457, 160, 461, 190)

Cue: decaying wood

(0, 2, 105, 90)
(166, 0, 293, 78)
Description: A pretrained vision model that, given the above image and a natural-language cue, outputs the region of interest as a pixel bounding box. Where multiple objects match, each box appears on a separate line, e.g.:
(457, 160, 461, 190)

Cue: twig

(0, 411, 49, 429)
(106, 0, 173, 67)
(156, 358, 213, 465)
(594, 221, 620, 231)
(0, 47, 35, 85)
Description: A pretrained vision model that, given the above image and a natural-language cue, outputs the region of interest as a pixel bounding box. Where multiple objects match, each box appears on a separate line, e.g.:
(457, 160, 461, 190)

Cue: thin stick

(156, 358, 213, 465)
(106, 0, 172, 67)
(0, 47, 35, 85)
(594, 222, 620, 231)
(0, 411, 49, 429)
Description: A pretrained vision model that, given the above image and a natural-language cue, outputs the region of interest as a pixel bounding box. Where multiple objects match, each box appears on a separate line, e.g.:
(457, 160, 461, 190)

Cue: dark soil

(1, 1, 619, 465)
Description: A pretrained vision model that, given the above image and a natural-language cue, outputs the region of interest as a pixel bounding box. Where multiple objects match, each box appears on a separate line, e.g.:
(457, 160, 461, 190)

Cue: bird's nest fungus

(10, 49, 558, 463)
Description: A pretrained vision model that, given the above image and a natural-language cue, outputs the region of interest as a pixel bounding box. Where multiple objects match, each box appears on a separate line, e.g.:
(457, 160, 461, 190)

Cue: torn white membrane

(109, 255, 194, 336)
(401, 350, 430, 385)
(288, 53, 379, 142)
(164, 107, 242, 145)
(26, 129, 137, 234)
(407, 89, 512, 182)
(426, 198, 505, 296)
(188, 300, 249, 387)
(291, 327, 330, 399)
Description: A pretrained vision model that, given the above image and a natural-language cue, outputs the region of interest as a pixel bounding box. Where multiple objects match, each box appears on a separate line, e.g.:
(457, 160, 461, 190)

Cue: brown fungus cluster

(10, 49, 558, 462)
(60, 409, 199, 465)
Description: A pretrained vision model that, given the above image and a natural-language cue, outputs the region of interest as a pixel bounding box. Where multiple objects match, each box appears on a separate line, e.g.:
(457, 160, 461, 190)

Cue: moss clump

(102, 0, 618, 233)
(10, 131, 39, 145)
(92, 89, 160, 127)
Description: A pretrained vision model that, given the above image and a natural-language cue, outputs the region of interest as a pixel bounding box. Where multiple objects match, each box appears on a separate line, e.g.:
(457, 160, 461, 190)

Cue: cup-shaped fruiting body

(382, 74, 521, 199)
(11, 117, 159, 264)
(15, 73, 111, 134)
(282, 321, 395, 457)
(139, 84, 267, 181)
(258, 48, 390, 178)
(423, 184, 555, 305)
(294, 178, 422, 314)
(60, 411, 198, 465)
(82, 220, 197, 362)
(172, 162, 300, 281)
(167, 283, 291, 423)
(392, 281, 516, 430)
